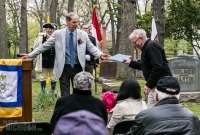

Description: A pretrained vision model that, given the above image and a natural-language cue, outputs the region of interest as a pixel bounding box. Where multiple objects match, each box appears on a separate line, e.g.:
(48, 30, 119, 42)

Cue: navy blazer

(86, 35, 97, 65)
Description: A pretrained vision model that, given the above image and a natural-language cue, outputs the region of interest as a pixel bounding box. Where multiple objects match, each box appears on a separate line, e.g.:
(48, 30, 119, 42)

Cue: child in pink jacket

(101, 91, 116, 115)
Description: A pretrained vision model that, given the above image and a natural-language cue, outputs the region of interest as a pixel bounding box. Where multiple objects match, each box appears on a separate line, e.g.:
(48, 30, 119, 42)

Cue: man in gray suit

(21, 12, 110, 96)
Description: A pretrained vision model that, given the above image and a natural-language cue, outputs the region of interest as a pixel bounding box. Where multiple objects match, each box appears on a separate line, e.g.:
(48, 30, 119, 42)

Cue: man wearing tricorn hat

(33, 22, 57, 97)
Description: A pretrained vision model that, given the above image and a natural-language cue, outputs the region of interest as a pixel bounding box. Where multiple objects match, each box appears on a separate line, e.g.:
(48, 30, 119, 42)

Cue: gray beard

(46, 33, 52, 37)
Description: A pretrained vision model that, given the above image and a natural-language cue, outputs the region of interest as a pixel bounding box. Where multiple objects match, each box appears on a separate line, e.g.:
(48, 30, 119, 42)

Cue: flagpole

(94, 59, 97, 94)
(92, 5, 103, 94)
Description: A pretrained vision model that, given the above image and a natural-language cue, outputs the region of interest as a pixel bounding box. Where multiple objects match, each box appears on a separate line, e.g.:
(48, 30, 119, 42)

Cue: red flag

(91, 5, 102, 44)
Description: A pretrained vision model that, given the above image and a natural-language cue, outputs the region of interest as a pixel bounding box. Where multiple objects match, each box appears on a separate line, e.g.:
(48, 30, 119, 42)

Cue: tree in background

(6, 0, 21, 57)
(68, 0, 75, 12)
(117, 0, 137, 78)
(29, 0, 46, 32)
(6, 0, 200, 60)
(6, 24, 20, 58)
(19, 0, 28, 53)
(50, 0, 58, 23)
(56, 0, 67, 29)
(152, 0, 165, 46)
(135, 11, 152, 37)
(106, 0, 122, 55)
(165, 0, 200, 57)
(164, 39, 191, 56)
(0, 0, 9, 58)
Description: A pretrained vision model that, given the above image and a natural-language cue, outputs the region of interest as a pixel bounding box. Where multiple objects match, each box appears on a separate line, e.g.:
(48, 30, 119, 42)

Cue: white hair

(155, 89, 180, 101)
(129, 29, 147, 39)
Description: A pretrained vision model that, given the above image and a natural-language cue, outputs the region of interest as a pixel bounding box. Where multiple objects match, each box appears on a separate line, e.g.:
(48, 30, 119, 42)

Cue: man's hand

(85, 55, 91, 61)
(100, 54, 111, 60)
(123, 58, 131, 64)
(143, 85, 151, 96)
(20, 53, 30, 59)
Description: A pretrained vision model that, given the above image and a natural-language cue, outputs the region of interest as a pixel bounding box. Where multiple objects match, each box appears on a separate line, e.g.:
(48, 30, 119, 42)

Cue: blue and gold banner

(0, 59, 22, 118)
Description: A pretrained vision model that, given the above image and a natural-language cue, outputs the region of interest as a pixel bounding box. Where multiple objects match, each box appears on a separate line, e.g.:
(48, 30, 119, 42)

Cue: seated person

(50, 71, 107, 129)
(128, 76, 200, 135)
(53, 110, 109, 135)
(101, 91, 116, 115)
(107, 78, 147, 135)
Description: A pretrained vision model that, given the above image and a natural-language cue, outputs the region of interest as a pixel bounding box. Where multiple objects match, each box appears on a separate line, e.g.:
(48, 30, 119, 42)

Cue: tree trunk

(50, 0, 58, 23)
(20, 0, 28, 53)
(114, 0, 122, 55)
(144, 0, 150, 13)
(56, 0, 67, 29)
(6, 0, 21, 58)
(117, 0, 137, 79)
(153, 0, 165, 46)
(32, 0, 45, 32)
(108, 1, 115, 55)
(68, 0, 75, 12)
(0, 0, 8, 58)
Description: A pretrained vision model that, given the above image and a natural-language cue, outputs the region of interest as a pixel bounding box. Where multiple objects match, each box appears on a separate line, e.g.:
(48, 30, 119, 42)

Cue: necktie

(69, 33, 74, 68)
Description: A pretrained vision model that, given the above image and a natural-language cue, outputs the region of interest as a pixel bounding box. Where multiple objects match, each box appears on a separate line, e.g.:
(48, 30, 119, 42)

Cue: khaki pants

(147, 87, 156, 108)
(39, 68, 57, 82)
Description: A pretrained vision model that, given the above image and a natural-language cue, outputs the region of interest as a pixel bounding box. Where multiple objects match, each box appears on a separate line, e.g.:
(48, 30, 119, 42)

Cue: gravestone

(168, 57, 200, 102)
(99, 61, 117, 78)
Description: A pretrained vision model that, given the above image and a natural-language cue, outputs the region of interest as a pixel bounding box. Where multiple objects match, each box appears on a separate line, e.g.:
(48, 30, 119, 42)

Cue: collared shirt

(65, 28, 79, 64)
(142, 38, 149, 49)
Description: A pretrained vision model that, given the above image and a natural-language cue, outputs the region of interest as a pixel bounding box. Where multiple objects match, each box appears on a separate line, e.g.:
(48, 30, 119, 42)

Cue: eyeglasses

(131, 37, 141, 46)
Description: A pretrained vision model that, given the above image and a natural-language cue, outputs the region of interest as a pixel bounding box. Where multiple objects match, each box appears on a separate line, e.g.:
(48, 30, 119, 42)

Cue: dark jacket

(129, 39, 172, 88)
(129, 98, 200, 135)
(42, 36, 55, 68)
(86, 35, 97, 65)
(50, 89, 107, 129)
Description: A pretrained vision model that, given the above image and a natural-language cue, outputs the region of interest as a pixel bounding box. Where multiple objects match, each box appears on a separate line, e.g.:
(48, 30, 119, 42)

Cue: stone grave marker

(168, 57, 200, 102)
(99, 61, 117, 79)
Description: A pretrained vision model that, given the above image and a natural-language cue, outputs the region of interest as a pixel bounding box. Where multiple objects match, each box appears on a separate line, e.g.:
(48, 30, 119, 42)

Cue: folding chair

(112, 120, 135, 135)
(1, 122, 53, 135)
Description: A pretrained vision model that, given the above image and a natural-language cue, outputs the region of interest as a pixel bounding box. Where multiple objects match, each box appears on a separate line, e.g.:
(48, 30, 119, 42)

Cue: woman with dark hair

(107, 78, 147, 135)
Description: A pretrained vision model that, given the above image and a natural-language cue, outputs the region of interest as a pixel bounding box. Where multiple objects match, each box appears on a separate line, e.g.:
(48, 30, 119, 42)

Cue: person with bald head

(21, 12, 110, 96)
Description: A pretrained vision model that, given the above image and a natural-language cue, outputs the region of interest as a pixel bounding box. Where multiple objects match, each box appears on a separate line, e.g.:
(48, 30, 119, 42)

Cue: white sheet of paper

(109, 54, 131, 62)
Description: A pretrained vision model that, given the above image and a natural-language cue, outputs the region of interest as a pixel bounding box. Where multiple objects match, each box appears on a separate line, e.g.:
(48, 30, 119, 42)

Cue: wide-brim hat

(43, 23, 57, 29)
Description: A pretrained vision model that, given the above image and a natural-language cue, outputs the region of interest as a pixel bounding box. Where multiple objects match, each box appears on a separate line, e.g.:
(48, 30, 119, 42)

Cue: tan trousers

(147, 87, 156, 108)
(39, 68, 57, 82)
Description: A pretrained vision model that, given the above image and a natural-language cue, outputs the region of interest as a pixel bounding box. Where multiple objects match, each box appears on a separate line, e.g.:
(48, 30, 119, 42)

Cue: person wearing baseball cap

(50, 71, 107, 130)
(53, 110, 109, 135)
(33, 23, 57, 97)
(127, 76, 200, 135)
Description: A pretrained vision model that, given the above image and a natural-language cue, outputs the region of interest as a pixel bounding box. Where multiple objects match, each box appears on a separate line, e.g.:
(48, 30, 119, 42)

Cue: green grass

(32, 81, 59, 122)
(32, 79, 200, 122)
(32, 78, 102, 122)
(181, 102, 200, 117)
